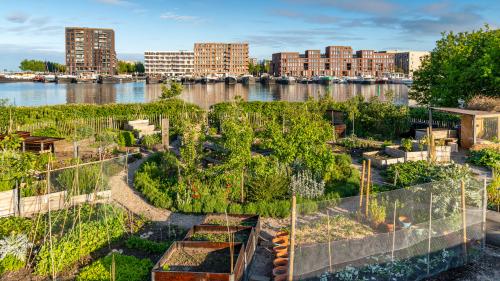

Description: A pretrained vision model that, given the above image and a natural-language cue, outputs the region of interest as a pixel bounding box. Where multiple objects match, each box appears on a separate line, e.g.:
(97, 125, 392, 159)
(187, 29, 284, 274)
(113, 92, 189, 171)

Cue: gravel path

(109, 153, 203, 229)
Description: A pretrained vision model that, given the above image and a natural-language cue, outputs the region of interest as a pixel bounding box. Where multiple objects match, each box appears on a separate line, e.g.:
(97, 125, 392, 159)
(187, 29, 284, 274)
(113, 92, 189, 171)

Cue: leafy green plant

(469, 148, 500, 169)
(400, 138, 413, 152)
(369, 199, 386, 226)
(34, 206, 128, 276)
(125, 236, 170, 254)
(0, 255, 25, 275)
(77, 254, 153, 281)
(141, 133, 162, 149)
(117, 131, 136, 147)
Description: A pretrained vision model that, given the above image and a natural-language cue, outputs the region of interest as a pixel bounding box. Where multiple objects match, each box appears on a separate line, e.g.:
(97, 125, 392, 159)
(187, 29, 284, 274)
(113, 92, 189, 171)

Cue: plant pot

(273, 257, 289, 267)
(379, 222, 394, 232)
(273, 245, 288, 254)
(274, 274, 288, 281)
(276, 251, 289, 259)
(273, 266, 288, 277)
(272, 236, 289, 246)
(399, 216, 411, 228)
(276, 231, 289, 239)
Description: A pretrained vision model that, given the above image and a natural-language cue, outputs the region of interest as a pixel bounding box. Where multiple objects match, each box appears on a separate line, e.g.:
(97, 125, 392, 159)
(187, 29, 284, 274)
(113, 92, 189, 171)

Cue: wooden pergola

(433, 107, 500, 149)
(0, 131, 65, 153)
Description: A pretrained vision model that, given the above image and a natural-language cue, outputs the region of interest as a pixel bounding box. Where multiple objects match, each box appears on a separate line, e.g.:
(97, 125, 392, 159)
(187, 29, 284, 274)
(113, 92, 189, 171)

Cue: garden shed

(433, 107, 500, 149)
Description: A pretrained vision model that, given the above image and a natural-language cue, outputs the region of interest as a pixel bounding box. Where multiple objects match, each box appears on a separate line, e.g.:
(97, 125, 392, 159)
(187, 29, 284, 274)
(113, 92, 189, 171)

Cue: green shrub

(117, 131, 136, 147)
(246, 156, 289, 202)
(76, 254, 152, 281)
(0, 255, 25, 275)
(125, 236, 170, 254)
(469, 148, 500, 169)
(55, 164, 106, 194)
(134, 172, 173, 209)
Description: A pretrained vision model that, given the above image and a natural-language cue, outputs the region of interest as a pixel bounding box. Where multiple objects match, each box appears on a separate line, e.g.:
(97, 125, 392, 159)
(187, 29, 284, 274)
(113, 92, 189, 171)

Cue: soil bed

(187, 228, 251, 243)
(202, 214, 259, 227)
(296, 215, 374, 244)
(164, 245, 240, 273)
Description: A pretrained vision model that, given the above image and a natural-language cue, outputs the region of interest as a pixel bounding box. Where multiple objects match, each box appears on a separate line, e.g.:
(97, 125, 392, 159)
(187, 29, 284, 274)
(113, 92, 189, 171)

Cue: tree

(117, 61, 136, 74)
(19, 59, 65, 73)
(410, 25, 500, 107)
(135, 62, 145, 73)
(160, 82, 183, 99)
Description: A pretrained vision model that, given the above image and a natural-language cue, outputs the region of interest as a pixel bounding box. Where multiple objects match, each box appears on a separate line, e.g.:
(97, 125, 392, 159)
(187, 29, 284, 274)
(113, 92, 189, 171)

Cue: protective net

(292, 178, 486, 281)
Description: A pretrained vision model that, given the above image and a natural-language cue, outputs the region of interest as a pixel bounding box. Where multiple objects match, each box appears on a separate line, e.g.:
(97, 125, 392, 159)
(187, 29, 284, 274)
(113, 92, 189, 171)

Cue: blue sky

(0, 0, 498, 71)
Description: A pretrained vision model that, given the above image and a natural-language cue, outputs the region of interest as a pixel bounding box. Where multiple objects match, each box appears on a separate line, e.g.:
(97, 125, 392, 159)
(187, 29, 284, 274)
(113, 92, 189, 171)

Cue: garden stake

(327, 209, 332, 272)
(46, 156, 56, 281)
(224, 211, 234, 274)
(365, 159, 371, 217)
(482, 178, 487, 251)
(391, 201, 397, 262)
(427, 192, 433, 275)
(461, 180, 467, 262)
(359, 160, 366, 210)
(288, 194, 297, 281)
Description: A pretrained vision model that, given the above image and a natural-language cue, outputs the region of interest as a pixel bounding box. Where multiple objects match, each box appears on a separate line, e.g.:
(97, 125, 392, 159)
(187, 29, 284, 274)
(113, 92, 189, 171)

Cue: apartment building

(194, 43, 249, 75)
(144, 51, 194, 77)
(270, 46, 396, 77)
(65, 27, 116, 75)
(394, 51, 430, 76)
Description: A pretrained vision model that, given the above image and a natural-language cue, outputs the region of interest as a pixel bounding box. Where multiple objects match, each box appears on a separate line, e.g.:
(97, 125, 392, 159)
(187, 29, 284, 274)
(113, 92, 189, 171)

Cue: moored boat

(56, 75, 77, 84)
(33, 75, 45, 83)
(320, 76, 333, 85)
(224, 76, 237, 85)
(241, 75, 255, 85)
(260, 74, 276, 85)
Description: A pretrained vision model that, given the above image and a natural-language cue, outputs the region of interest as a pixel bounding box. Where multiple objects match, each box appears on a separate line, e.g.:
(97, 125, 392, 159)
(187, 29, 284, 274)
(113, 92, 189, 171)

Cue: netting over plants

(291, 178, 487, 281)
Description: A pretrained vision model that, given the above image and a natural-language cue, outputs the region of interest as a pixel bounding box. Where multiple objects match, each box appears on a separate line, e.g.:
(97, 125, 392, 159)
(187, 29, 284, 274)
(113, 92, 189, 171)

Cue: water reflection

(0, 82, 409, 108)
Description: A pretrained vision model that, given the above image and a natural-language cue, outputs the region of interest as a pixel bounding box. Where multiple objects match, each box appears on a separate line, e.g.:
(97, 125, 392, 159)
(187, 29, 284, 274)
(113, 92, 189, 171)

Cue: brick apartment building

(144, 51, 194, 77)
(65, 27, 116, 75)
(393, 51, 430, 76)
(194, 43, 249, 76)
(270, 46, 395, 77)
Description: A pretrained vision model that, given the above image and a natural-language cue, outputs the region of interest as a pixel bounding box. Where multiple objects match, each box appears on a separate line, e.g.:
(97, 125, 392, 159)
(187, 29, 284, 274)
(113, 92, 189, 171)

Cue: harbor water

(0, 82, 409, 109)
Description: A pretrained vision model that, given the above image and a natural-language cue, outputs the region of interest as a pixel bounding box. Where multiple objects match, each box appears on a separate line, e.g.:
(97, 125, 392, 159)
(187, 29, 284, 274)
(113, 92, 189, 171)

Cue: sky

(0, 0, 498, 71)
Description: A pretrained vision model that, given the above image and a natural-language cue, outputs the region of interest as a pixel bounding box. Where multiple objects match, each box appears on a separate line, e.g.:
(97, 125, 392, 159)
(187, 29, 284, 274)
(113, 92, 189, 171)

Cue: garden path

(109, 152, 203, 229)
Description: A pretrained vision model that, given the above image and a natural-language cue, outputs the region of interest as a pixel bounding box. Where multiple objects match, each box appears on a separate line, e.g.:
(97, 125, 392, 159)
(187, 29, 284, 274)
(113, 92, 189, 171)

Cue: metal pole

(461, 180, 468, 262)
(365, 159, 371, 217)
(427, 192, 433, 275)
(481, 178, 487, 251)
(359, 160, 366, 210)
(288, 195, 297, 281)
(391, 201, 397, 262)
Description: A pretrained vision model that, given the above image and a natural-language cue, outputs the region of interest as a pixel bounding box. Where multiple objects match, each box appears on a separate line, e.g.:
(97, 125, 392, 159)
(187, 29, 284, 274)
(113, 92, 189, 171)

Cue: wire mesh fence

(291, 178, 486, 281)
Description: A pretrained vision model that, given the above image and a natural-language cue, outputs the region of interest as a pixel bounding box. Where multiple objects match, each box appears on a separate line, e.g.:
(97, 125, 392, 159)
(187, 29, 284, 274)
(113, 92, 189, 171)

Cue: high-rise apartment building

(194, 43, 249, 75)
(393, 51, 430, 76)
(270, 46, 396, 77)
(65, 27, 116, 75)
(144, 51, 194, 77)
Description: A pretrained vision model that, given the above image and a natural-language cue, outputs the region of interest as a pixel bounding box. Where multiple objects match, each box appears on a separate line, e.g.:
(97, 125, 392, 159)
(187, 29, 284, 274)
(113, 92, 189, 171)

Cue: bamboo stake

(427, 192, 433, 275)
(359, 160, 366, 209)
(327, 209, 332, 272)
(365, 159, 371, 217)
(240, 170, 244, 203)
(288, 195, 297, 281)
(461, 180, 467, 262)
(46, 156, 56, 280)
(391, 201, 397, 262)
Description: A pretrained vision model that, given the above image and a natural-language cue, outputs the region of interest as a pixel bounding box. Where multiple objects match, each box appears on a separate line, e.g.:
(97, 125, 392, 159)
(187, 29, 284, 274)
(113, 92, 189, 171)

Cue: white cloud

(160, 12, 199, 22)
(96, 0, 132, 6)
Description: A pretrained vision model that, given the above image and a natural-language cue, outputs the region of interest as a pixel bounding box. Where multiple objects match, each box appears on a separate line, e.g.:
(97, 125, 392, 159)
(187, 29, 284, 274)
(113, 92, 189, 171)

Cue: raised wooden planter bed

(385, 143, 452, 163)
(183, 225, 257, 269)
(152, 241, 245, 281)
(201, 213, 261, 239)
(415, 128, 457, 140)
(362, 151, 404, 168)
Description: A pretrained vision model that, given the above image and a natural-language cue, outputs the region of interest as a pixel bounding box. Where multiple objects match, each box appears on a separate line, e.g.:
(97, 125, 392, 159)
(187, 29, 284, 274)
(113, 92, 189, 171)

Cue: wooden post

(327, 209, 332, 272)
(125, 149, 129, 184)
(482, 178, 487, 251)
(460, 180, 467, 262)
(427, 192, 433, 275)
(391, 201, 397, 262)
(288, 195, 297, 281)
(240, 170, 244, 203)
(359, 160, 366, 210)
(365, 159, 371, 217)
(161, 118, 170, 151)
